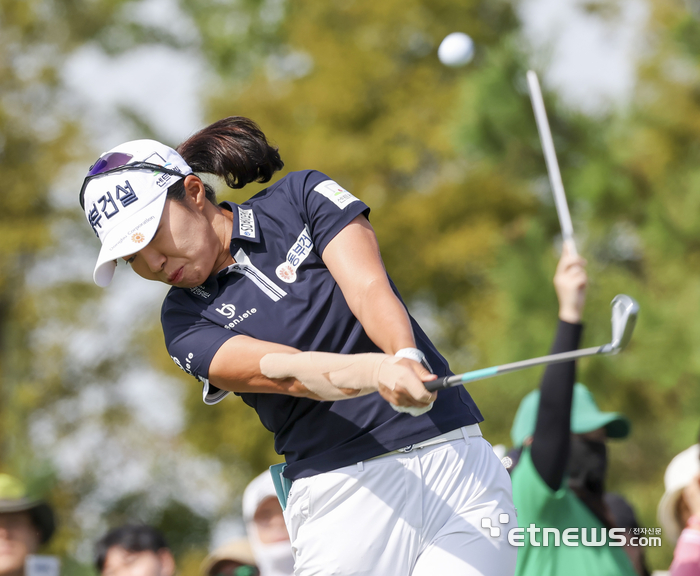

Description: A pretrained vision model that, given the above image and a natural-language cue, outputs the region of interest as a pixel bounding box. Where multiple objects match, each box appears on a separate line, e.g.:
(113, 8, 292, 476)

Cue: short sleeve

(161, 300, 234, 405)
(289, 171, 371, 255)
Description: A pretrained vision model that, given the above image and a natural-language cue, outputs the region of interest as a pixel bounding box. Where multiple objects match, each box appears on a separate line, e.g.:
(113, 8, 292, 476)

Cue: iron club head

(605, 294, 639, 354)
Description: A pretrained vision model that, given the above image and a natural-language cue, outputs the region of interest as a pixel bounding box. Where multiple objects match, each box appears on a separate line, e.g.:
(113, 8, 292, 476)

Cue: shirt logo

(190, 285, 211, 299)
(276, 226, 313, 284)
(238, 207, 256, 238)
(215, 303, 237, 318)
(170, 353, 194, 377)
(314, 180, 359, 210)
(222, 307, 258, 330)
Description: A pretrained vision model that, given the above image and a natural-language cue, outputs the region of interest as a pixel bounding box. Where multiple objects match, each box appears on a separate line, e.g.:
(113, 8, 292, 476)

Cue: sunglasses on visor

(79, 152, 187, 209)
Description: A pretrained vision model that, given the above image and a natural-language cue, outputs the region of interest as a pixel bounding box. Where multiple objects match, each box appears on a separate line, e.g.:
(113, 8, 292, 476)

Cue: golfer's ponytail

(176, 116, 284, 189)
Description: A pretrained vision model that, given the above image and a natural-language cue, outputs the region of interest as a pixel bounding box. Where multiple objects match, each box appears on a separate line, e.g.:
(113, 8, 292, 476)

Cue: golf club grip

(425, 376, 455, 392)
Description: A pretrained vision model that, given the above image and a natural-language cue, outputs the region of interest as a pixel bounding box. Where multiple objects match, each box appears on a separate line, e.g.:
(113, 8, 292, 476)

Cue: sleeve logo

(276, 226, 313, 283)
(314, 180, 358, 209)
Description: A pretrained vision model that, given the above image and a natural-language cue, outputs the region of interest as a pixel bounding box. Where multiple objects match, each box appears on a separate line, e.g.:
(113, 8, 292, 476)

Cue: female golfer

(79, 116, 516, 575)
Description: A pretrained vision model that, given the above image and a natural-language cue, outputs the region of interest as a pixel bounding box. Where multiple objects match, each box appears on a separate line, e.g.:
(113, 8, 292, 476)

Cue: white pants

(283, 427, 517, 576)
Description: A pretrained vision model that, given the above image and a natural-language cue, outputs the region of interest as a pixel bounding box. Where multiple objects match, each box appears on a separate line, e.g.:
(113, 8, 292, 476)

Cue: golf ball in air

(438, 32, 475, 67)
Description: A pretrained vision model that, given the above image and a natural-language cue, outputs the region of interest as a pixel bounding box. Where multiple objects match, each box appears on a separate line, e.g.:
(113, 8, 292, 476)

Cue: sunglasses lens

(87, 152, 134, 176)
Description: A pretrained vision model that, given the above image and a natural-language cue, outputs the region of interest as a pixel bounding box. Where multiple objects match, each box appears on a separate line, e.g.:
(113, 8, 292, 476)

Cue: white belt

(366, 424, 482, 463)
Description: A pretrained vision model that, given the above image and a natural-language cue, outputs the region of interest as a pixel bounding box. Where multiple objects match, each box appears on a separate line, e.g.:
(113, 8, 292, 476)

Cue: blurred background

(1, 0, 697, 572)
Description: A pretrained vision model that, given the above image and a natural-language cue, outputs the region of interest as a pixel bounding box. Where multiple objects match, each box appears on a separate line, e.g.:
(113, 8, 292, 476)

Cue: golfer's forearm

(208, 335, 325, 398)
(260, 351, 390, 400)
(258, 351, 436, 406)
(208, 336, 431, 404)
(531, 320, 583, 490)
(351, 279, 416, 354)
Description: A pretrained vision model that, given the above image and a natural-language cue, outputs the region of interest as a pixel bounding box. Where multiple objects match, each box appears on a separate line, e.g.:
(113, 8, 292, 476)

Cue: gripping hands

(260, 351, 436, 412)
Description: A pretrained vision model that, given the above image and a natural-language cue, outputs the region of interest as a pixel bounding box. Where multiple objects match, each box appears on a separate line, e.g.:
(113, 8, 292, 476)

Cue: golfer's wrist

(395, 347, 433, 372)
(558, 307, 581, 324)
(395, 347, 425, 362)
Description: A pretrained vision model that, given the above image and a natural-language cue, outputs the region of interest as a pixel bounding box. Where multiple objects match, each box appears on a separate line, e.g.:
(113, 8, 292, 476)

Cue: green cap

(510, 383, 631, 447)
(0, 473, 55, 543)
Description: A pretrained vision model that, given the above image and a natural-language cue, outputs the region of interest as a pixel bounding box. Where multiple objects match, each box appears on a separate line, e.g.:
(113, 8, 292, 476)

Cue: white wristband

(392, 348, 434, 417)
(395, 347, 432, 372)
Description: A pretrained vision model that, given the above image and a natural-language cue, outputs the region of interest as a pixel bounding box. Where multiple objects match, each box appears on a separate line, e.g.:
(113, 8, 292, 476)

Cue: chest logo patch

(215, 303, 236, 318)
(276, 226, 313, 284)
(314, 180, 359, 209)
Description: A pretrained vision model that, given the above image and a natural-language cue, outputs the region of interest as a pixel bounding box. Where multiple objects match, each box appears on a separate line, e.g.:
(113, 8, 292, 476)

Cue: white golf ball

(438, 32, 475, 67)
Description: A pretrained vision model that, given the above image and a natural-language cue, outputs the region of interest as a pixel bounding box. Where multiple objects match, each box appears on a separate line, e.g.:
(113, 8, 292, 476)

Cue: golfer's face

(0, 512, 40, 576)
(123, 197, 222, 288)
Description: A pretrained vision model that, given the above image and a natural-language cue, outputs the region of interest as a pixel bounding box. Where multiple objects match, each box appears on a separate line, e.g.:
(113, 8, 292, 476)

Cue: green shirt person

(511, 401, 637, 576)
(509, 248, 642, 576)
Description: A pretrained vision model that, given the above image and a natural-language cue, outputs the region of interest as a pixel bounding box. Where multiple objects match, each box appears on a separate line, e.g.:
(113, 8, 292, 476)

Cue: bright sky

(519, 0, 648, 115)
(64, 0, 649, 149)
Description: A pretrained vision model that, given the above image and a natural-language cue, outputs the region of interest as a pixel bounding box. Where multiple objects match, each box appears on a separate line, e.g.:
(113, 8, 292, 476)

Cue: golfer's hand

(377, 357, 437, 408)
(554, 244, 587, 323)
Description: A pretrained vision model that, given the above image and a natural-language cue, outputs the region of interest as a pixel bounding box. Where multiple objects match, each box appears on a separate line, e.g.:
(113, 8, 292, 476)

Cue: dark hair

(28, 503, 56, 544)
(167, 116, 284, 203)
(94, 525, 169, 572)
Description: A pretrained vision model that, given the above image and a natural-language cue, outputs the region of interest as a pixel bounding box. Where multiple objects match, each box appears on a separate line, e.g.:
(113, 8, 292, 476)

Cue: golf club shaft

(425, 344, 610, 391)
(526, 70, 577, 256)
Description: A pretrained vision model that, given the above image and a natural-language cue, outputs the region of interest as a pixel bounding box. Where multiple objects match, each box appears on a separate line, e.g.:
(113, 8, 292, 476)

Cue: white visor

(81, 139, 192, 286)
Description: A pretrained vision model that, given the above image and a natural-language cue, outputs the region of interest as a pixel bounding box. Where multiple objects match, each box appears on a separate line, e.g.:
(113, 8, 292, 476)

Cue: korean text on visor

(79, 152, 186, 209)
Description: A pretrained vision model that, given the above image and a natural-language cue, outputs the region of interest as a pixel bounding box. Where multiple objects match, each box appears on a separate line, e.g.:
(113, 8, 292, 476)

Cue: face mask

(248, 528, 295, 576)
(567, 437, 608, 496)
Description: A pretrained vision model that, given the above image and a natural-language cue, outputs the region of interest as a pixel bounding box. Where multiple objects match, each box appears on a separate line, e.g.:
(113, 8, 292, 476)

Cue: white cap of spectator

(658, 444, 700, 543)
(242, 471, 294, 576)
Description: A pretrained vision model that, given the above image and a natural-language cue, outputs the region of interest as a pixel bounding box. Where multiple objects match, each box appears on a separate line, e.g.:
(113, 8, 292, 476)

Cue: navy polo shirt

(162, 170, 483, 480)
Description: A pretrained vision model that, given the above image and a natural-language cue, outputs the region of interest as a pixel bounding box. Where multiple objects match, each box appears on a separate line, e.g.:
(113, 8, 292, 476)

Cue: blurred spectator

(95, 525, 175, 576)
(242, 472, 293, 576)
(0, 474, 56, 576)
(201, 538, 258, 576)
(658, 444, 700, 575)
(509, 248, 647, 576)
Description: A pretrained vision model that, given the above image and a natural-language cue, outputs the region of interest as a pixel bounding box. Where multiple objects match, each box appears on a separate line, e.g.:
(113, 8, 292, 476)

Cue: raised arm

(321, 215, 417, 355)
(321, 214, 437, 407)
(530, 246, 587, 491)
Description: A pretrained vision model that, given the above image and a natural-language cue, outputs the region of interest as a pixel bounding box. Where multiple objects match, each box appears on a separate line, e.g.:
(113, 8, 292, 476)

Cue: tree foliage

(3, 0, 700, 572)
(0, 0, 223, 570)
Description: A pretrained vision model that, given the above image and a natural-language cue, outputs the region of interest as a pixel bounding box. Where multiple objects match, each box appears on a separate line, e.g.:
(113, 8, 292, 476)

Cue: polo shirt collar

(185, 202, 260, 303)
(222, 201, 261, 244)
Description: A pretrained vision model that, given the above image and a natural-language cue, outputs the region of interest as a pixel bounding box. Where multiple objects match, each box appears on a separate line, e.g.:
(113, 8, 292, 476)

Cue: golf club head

(608, 294, 639, 353)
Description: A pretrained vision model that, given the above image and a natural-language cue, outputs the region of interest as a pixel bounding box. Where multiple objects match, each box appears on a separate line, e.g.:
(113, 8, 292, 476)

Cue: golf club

(425, 294, 638, 392)
(526, 70, 578, 256)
